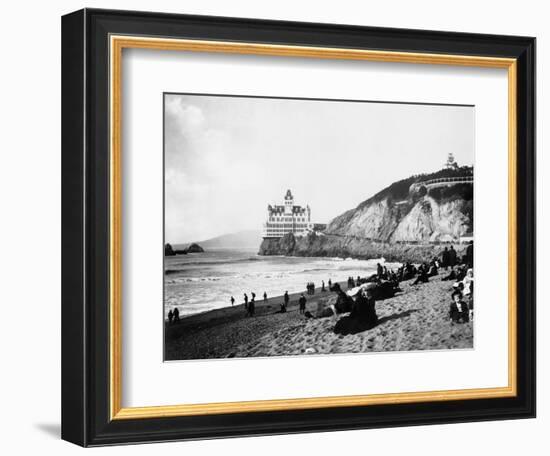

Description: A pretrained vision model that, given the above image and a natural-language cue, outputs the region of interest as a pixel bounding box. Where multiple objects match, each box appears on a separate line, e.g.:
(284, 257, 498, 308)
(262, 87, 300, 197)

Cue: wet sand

(164, 276, 473, 360)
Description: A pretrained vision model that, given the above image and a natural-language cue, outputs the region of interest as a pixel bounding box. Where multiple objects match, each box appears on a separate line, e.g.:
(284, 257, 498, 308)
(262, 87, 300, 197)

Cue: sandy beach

(165, 275, 473, 360)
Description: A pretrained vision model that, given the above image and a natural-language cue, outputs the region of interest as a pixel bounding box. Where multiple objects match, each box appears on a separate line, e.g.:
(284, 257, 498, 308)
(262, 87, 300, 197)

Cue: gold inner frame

(109, 35, 518, 420)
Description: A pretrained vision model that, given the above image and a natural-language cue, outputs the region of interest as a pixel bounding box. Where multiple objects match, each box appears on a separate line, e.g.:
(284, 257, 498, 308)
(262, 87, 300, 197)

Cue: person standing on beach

(466, 241, 474, 268)
(168, 309, 174, 324)
(449, 245, 457, 267)
(283, 290, 289, 312)
(299, 293, 307, 314)
(248, 295, 255, 317)
(230, 296, 235, 306)
(322, 280, 326, 292)
(173, 307, 180, 323)
(328, 278, 332, 289)
(263, 291, 268, 302)
(441, 247, 449, 270)
(244, 293, 248, 311)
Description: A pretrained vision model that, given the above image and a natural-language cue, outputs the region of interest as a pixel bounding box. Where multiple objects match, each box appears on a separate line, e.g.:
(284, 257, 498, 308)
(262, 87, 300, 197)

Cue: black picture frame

(62, 8, 535, 447)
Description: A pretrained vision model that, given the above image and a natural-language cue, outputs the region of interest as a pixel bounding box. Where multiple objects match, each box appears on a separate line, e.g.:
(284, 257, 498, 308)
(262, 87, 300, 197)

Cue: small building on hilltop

(445, 152, 459, 170)
(262, 189, 314, 238)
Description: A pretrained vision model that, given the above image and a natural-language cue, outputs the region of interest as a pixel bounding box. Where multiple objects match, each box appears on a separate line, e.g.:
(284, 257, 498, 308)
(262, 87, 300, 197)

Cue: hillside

(259, 166, 473, 262)
(327, 166, 473, 242)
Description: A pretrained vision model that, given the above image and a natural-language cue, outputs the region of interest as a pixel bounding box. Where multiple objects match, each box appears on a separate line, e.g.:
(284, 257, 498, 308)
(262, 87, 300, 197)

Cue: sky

(164, 93, 474, 244)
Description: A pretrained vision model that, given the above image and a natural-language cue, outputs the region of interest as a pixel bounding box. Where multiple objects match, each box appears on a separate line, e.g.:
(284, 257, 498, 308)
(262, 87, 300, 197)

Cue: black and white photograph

(164, 93, 475, 360)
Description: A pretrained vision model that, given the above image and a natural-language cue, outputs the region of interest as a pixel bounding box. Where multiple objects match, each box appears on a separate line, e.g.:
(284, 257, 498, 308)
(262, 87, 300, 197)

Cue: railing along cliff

(409, 175, 473, 193)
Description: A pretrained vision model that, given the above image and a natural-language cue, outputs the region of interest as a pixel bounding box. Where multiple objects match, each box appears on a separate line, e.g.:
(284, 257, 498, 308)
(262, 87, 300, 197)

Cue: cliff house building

(262, 190, 314, 238)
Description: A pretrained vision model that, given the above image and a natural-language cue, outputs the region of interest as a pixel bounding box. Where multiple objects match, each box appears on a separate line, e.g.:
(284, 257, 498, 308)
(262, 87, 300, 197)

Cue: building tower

(445, 152, 458, 169)
(284, 189, 294, 214)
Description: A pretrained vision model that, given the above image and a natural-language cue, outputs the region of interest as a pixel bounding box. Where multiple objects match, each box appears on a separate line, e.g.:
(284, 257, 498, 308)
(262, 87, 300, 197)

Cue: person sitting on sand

(449, 290, 469, 323)
(313, 282, 354, 318)
(373, 279, 400, 300)
(168, 309, 174, 324)
(453, 281, 465, 294)
(455, 265, 467, 281)
(462, 268, 474, 298)
(442, 267, 457, 281)
(353, 287, 378, 326)
(334, 286, 378, 335)
(401, 262, 416, 281)
(467, 282, 474, 321)
(413, 265, 429, 285)
(230, 296, 235, 306)
(331, 282, 354, 313)
(173, 307, 180, 323)
(389, 270, 398, 283)
(299, 293, 307, 314)
(427, 261, 438, 277)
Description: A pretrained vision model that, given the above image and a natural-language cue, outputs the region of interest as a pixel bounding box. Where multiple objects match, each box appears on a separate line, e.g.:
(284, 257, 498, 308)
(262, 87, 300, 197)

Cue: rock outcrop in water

(186, 243, 205, 253)
(259, 166, 473, 263)
(165, 243, 176, 256)
(165, 242, 204, 256)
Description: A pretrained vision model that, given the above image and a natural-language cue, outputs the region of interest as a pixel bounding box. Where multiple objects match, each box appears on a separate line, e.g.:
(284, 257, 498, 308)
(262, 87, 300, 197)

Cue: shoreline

(165, 253, 398, 319)
(165, 275, 473, 360)
(171, 279, 349, 321)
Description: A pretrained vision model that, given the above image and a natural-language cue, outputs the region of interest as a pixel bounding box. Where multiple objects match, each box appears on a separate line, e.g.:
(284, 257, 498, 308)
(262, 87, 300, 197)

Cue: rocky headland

(259, 166, 473, 263)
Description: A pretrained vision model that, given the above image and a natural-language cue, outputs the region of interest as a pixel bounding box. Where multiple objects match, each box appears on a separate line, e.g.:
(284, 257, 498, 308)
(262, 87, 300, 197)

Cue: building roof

(267, 204, 308, 215)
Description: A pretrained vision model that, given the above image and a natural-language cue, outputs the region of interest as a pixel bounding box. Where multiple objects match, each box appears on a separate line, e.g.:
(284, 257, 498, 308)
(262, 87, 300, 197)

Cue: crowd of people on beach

(393, 243, 474, 324)
(168, 242, 474, 336)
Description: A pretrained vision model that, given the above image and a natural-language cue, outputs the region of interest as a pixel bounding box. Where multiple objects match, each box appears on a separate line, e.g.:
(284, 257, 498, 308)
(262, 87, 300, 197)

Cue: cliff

(259, 166, 473, 262)
(258, 233, 469, 264)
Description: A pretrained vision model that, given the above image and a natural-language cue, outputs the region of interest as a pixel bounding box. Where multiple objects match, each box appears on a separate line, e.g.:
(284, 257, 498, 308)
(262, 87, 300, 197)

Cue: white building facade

(262, 190, 314, 238)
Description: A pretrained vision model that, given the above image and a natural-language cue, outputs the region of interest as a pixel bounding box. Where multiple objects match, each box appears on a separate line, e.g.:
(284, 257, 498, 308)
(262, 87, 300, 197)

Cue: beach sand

(164, 276, 473, 360)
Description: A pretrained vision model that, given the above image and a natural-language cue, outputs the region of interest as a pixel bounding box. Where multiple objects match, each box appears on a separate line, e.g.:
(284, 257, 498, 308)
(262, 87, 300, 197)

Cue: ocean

(165, 248, 394, 318)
